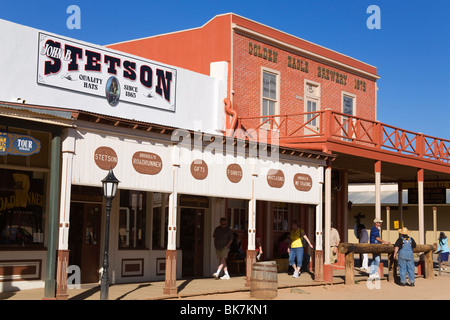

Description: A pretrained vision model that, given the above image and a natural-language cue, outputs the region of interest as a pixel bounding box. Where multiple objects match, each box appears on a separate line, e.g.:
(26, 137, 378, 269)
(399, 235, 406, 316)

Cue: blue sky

(1, 0, 449, 138)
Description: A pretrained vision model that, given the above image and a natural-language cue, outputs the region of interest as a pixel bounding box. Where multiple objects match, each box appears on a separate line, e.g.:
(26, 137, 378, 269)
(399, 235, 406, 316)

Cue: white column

(247, 173, 257, 251)
(315, 167, 324, 251)
(167, 146, 180, 251)
(386, 206, 391, 243)
(324, 165, 332, 265)
(375, 161, 381, 220)
(398, 180, 404, 228)
(57, 128, 76, 250)
(418, 169, 425, 245)
(342, 170, 349, 242)
(433, 206, 437, 244)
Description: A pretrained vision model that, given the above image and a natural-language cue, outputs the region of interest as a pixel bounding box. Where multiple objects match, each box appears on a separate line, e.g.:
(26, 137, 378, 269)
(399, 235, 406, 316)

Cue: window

(119, 190, 147, 249)
(304, 81, 320, 130)
(0, 169, 46, 247)
(261, 70, 279, 123)
(343, 95, 354, 116)
(227, 208, 247, 231)
(152, 192, 169, 250)
(273, 202, 289, 231)
(342, 92, 356, 141)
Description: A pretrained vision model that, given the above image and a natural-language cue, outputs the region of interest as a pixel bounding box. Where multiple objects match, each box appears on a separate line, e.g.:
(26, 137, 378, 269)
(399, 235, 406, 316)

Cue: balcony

(236, 109, 450, 176)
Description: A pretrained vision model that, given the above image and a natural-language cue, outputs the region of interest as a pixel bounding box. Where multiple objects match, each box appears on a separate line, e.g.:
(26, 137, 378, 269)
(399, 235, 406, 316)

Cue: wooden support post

(424, 250, 434, 280)
(245, 250, 257, 287)
(345, 252, 354, 285)
(163, 250, 178, 295)
(314, 250, 323, 282)
(388, 253, 398, 283)
(378, 262, 384, 278)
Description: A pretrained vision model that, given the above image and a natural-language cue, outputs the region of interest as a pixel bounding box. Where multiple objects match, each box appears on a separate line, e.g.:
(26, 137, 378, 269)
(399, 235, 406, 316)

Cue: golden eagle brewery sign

(37, 33, 177, 111)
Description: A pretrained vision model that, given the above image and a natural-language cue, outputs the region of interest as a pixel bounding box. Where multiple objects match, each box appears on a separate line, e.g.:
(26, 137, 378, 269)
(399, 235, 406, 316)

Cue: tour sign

(37, 33, 177, 111)
(0, 132, 41, 156)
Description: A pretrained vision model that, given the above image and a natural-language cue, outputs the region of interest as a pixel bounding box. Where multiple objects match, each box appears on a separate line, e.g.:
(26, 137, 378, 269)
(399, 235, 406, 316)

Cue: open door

(180, 208, 204, 278)
(69, 203, 102, 283)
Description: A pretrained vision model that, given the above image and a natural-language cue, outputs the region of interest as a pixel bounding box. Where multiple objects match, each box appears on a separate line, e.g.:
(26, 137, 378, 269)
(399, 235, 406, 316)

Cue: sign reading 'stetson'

(37, 33, 177, 111)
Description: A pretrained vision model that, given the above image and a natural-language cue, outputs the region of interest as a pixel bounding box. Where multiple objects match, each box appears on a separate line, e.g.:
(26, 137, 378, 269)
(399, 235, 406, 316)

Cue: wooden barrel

(250, 261, 278, 299)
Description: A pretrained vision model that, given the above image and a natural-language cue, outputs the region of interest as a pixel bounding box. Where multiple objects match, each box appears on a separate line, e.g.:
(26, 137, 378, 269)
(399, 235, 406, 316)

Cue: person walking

(369, 218, 389, 279)
(358, 224, 369, 272)
(394, 227, 416, 287)
(212, 217, 233, 280)
(437, 232, 449, 271)
(288, 220, 313, 278)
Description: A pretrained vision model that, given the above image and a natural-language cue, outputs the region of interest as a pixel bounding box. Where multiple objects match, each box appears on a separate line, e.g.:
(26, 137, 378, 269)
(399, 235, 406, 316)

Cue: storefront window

(0, 169, 46, 247)
(227, 208, 247, 231)
(152, 193, 169, 250)
(119, 190, 147, 249)
(226, 199, 248, 231)
(273, 202, 289, 231)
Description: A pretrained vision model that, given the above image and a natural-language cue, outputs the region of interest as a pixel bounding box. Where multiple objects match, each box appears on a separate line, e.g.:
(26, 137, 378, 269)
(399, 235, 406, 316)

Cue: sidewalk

(0, 268, 387, 300)
(4, 260, 447, 300)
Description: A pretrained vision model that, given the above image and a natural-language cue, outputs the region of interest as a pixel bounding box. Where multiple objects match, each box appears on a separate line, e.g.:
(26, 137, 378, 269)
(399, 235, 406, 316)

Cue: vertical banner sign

(37, 33, 177, 111)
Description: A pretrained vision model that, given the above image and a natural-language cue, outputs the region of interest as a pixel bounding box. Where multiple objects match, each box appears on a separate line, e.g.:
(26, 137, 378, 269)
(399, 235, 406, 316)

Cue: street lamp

(100, 168, 120, 300)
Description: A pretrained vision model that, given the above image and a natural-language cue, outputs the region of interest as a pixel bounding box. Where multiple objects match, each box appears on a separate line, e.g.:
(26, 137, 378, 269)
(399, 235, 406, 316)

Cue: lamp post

(100, 168, 120, 300)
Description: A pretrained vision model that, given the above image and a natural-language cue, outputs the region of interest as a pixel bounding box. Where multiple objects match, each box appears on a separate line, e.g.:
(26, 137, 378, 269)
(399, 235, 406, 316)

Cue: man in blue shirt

(369, 218, 390, 279)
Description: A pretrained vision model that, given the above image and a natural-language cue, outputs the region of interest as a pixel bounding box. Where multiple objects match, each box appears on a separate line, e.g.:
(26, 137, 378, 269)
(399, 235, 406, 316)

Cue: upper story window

(343, 93, 355, 116)
(342, 92, 356, 141)
(261, 69, 280, 122)
(304, 80, 320, 130)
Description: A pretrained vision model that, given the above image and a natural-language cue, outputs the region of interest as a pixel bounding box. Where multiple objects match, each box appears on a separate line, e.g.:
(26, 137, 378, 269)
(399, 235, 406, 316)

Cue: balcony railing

(236, 109, 450, 165)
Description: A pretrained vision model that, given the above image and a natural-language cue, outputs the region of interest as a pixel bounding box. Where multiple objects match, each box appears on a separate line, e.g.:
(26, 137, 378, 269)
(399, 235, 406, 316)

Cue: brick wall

(232, 33, 377, 134)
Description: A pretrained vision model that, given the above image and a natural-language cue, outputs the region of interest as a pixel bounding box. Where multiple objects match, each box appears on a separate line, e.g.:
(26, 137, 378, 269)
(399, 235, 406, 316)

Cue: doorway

(179, 208, 205, 278)
(69, 202, 102, 283)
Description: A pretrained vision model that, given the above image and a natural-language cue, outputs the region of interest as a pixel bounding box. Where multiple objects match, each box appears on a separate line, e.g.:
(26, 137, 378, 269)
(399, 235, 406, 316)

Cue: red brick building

(108, 13, 378, 125)
(109, 13, 450, 283)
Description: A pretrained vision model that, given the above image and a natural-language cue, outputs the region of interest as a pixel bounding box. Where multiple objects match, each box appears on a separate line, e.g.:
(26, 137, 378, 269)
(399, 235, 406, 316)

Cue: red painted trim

(418, 168, 424, 182)
(375, 160, 381, 173)
(323, 264, 333, 282)
(224, 98, 237, 131)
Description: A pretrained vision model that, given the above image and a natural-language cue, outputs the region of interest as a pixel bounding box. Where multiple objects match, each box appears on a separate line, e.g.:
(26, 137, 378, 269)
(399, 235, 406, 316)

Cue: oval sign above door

(293, 173, 313, 192)
(132, 151, 163, 175)
(94, 146, 118, 170)
(267, 169, 285, 188)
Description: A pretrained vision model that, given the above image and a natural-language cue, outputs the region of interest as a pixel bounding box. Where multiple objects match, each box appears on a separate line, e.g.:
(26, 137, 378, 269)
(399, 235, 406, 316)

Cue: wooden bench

(337, 243, 437, 285)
